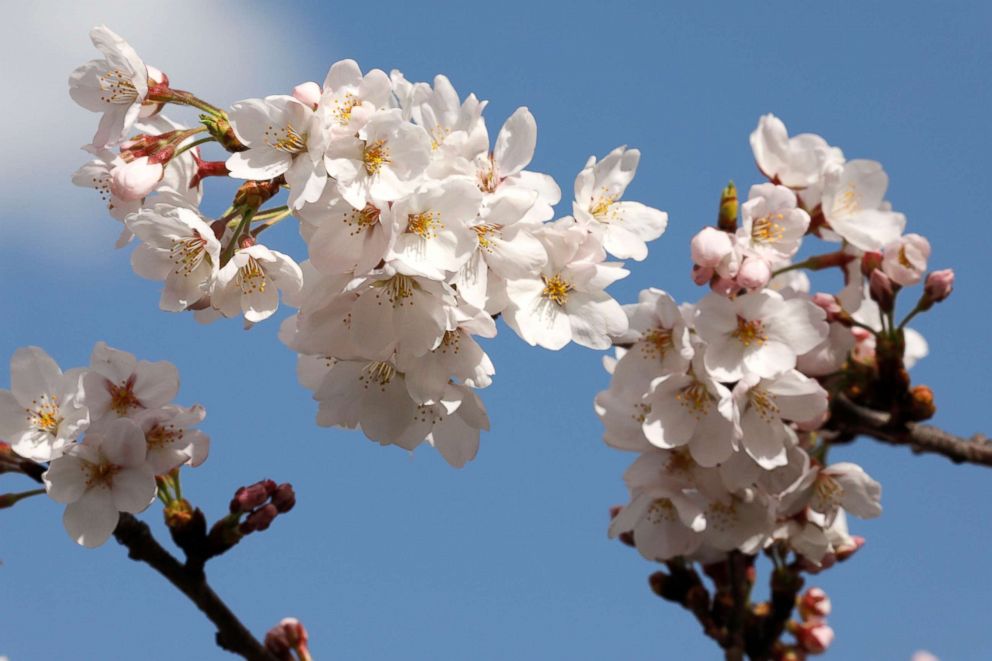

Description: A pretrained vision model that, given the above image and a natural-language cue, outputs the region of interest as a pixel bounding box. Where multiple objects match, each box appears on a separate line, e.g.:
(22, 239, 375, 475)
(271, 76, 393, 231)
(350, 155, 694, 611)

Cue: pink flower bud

(811, 293, 842, 321)
(737, 256, 772, 289)
(691, 227, 734, 268)
(798, 587, 832, 619)
(272, 483, 296, 513)
(241, 503, 278, 533)
(293, 81, 322, 108)
(265, 618, 311, 661)
(835, 535, 865, 561)
(860, 251, 883, 277)
(230, 479, 276, 514)
(868, 269, 894, 311)
(692, 265, 714, 286)
(924, 269, 954, 303)
(794, 619, 834, 654)
(882, 233, 931, 286)
(109, 157, 164, 201)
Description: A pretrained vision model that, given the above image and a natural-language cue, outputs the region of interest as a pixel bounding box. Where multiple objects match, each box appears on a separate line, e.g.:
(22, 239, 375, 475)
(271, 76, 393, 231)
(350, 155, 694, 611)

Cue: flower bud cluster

(0, 342, 208, 547)
(230, 479, 295, 533)
(70, 26, 670, 467)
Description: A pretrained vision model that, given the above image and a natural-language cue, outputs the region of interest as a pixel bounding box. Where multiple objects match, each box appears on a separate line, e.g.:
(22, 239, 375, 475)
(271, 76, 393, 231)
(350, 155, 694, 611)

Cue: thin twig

(831, 394, 992, 467)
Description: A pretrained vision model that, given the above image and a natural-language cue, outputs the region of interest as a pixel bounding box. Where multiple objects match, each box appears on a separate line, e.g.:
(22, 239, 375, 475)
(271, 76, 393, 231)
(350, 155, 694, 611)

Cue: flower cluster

(0, 343, 207, 546)
(70, 26, 668, 467)
(603, 114, 951, 571)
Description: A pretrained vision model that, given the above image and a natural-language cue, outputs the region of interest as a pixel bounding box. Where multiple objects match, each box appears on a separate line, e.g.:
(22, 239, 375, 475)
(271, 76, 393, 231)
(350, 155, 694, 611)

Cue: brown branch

(3, 451, 277, 661)
(113, 514, 278, 661)
(831, 395, 992, 467)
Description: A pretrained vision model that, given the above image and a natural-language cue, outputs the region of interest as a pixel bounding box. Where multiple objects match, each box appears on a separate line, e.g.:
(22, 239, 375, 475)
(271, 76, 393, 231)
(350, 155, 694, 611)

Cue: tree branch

(831, 395, 992, 467)
(3, 450, 276, 661)
(113, 514, 278, 661)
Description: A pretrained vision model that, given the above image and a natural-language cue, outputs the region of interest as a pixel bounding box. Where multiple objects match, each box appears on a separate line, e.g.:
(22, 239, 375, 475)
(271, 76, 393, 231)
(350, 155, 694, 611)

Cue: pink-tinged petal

(132, 360, 180, 408)
(99, 418, 147, 467)
(493, 107, 536, 177)
(10, 347, 62, 406)
(89, 341, 137, 383)
(63, 487, 119, 548)
(43, 455, 89, 504)
(112, 464, 157, 513)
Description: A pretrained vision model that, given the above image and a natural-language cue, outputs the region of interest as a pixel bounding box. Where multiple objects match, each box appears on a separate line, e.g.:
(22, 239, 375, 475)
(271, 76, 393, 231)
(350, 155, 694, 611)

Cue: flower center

(373, 275, 416, 307)
(85, 461, 121, 488)
(732, 316, 767, 347)
(362, 139, 391, 176)
(897, 245, 913, 268)
(407, 211, 442, 239)
(333, 92, 361, 125)
(26, 395, 61, 435)
(831, 183, 861, 217)
(675, 380, 713, 418)
(146, 423, 183, 449)
(98, 69, 139, 105)
(107, 377, 142, 416)
(265, 123, 308, 154)
(477, 155, 498, 193)
(170, 234, 208, 277)
(237, 256, 267, 295)
(342, 204, 381, 236)
(640, 328, 674, 360)
(541, 273, 573, 306)
(751, 213, 786, 244)
(359, 361, 397, 390)
(590, 193, 620, 222)
(646, 498, 677, 524)
(747, 386, 779, 422)
(430, 125, 451, 151)
(473, 224, 502, 251)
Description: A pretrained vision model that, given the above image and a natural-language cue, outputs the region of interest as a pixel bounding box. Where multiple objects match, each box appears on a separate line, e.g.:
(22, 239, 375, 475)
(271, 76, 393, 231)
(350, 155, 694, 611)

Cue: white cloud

(0, 0, 335, 255)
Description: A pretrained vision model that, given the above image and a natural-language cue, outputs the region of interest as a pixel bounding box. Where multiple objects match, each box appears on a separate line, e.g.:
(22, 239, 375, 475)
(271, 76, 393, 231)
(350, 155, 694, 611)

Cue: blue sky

(2, 1, 991, 659)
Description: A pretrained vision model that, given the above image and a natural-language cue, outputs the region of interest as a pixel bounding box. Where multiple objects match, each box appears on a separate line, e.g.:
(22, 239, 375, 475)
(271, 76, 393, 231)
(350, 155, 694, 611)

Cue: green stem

(220, 208, 256, 265)
(0, 487, 46, 508)
(251, 206, 290, 222)
(251, 210, 293, 237)
(172, 136, 215, 159)
(899, 305, 922, 330)
(770, 259, 813, 278)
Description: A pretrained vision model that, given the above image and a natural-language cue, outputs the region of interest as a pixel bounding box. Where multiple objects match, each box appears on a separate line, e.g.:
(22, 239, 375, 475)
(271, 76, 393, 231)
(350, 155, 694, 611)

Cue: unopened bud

(792, 619, 834, 654)
(922, 269, 954, 307)
(835, 535, 865, 561)
(110, 157, 164, 201)
(241, 503, 278, 533)
(798, 587, 832, 619)
(717, 181, 738, 232)
(691, 227, 734, 268)
(234, 178, 282, 210)
(868, 270, 895, 311)
(293, 81, 322, 108)
(265, 618, 311, 661)
(860, 251, 883, 277)
(737, 256, 772, 290)
(811, 293, 842, 321)
(882, 234, 931, 286)
(908, 385, 936, 421)
(272, 483, 296, 513)
(230, 479, 276, 514)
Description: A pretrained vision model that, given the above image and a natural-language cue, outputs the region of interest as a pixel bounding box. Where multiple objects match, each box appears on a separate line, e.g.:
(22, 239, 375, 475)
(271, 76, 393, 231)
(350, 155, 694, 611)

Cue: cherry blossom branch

(831, 394, 992, 467)
(112, 513, 278, 661)
(3, 452, 278, 661)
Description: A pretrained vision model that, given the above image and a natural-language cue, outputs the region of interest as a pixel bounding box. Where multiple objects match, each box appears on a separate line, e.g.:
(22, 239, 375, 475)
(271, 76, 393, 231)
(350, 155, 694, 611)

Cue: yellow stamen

(732, 316, 767, 347)
(237, 256, 267, 295)
(407, 211, 443, 239)
(362, 139, 391, 176)
(541, 273, 573, 306)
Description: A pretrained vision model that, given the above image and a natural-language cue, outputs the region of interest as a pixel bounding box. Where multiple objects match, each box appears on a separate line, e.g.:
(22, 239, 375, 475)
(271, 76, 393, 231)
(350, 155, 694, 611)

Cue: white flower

(882, 233, 930, 286)
(452, 188, 547, 312)
(503, 225, 628, 350)
(324, 109, 432, 209)
(318, 59, 392, 138)
(298, 190, 393, 276)
(473, 107, 561, 223)
(732, 370, 827, 469)
(695, 289, 828, 381)
(0, 347, 88, 461)
(125, 203, 221, 311)
(384, 179, 482, 279)
(212, 244, 304, 323)
(821, 160, 906, 251)
(572, 146, 668, 260)
(736, 183, 810, 264)
(412, 74, 489, 176)
(83, 341, 179, 422)
(750, 114, 843, 190)
(348, 271, 455, 361)
(42, 417, 156, 548)
(134, 404, 209, 474)
(69, 26, 149, 148)
(226, 95, 327, 209)
(641, 356, 737, 467)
